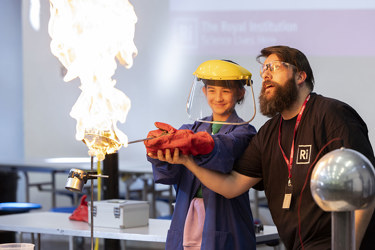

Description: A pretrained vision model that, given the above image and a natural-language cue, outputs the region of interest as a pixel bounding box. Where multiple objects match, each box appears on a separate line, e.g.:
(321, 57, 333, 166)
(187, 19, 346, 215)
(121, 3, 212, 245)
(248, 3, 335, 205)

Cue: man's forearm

(148, 148, 261, 198)
(184, 157, 260, 198)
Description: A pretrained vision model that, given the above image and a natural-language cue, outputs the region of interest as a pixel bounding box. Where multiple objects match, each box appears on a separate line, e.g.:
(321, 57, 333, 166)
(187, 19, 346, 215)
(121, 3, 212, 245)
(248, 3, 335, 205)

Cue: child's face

(203, 85, 238, 121)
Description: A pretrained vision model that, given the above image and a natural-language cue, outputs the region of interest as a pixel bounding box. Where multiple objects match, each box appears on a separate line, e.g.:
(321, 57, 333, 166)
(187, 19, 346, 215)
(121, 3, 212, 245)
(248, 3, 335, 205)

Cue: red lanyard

(278, 94, 310, 185)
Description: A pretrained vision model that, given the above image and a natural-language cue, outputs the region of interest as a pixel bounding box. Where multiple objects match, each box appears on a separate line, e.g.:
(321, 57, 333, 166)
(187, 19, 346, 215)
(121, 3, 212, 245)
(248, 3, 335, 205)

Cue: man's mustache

(262, 80, 276, 86)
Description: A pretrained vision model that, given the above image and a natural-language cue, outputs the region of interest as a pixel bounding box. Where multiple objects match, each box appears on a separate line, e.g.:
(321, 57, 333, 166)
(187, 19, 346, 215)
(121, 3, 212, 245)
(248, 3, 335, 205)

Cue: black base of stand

(103, 152, 120, 250)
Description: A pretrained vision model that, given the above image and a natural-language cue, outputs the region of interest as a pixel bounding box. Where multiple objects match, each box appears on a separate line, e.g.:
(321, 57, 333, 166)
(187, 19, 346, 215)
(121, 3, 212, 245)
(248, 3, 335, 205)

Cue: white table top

(0, 212, 279, 244)
(0, 212, 168, 242)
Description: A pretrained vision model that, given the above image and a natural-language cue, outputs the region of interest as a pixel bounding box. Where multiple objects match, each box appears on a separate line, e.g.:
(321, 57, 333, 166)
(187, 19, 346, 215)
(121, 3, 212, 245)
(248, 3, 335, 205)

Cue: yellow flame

(48, 0, 137, 161)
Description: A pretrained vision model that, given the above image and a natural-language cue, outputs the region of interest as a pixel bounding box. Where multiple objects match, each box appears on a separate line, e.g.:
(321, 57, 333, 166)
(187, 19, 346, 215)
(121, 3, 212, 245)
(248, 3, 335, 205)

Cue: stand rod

(90, 156, 94, 250)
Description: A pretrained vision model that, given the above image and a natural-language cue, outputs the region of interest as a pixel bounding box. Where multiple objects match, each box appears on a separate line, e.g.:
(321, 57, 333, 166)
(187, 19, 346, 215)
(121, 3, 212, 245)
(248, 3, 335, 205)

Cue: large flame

(48, 0, 137, 161)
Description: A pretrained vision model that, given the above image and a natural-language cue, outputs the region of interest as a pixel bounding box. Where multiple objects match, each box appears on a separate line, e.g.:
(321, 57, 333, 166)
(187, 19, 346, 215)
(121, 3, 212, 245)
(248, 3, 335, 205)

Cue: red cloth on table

(69, 195, 88, 222)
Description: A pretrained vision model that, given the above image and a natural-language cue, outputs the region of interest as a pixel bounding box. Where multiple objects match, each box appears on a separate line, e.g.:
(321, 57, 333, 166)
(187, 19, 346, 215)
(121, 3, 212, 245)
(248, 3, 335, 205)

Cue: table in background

(0, 212, 280, 250)
(0, 158, 169, 217)
(0, 158, 76, 208)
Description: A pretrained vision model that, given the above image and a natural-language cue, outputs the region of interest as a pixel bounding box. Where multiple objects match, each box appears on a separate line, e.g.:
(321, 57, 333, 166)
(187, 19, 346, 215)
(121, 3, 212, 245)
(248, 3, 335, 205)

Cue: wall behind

(0, 0, 23, 160)
(20, 0, 375, 167)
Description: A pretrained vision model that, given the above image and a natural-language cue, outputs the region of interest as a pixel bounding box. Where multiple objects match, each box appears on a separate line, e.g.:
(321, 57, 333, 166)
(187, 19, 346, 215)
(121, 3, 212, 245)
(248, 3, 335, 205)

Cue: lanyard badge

(282, 179, 293, 209)
(279, 95, 310, 210)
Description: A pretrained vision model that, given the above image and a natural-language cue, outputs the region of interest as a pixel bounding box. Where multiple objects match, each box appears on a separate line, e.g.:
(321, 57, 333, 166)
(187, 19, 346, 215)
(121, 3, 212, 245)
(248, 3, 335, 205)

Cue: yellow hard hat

(193, 60, 252, 83)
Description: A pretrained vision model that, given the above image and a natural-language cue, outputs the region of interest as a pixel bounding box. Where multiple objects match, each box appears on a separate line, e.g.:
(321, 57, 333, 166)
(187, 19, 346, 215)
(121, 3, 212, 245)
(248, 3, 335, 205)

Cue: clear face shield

(186, 76, 256, 125)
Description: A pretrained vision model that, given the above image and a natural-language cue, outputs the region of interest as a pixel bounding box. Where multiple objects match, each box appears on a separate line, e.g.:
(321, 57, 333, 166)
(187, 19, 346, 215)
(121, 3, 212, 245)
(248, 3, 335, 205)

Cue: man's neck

(281, 89, 311, 120)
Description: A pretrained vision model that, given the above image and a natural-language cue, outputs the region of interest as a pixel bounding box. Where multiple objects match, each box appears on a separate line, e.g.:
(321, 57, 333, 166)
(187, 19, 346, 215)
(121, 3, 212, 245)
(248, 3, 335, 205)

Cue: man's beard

(259, 77, 298, 117)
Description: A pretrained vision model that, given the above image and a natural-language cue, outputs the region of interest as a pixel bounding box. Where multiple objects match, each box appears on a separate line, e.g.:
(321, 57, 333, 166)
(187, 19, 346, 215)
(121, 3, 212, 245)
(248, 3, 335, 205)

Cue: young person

(146, 60, 257, 250)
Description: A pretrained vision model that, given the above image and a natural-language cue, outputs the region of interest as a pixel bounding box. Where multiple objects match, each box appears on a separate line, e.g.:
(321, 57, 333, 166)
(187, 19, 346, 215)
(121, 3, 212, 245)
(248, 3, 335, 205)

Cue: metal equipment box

(88, 199, 149, 228)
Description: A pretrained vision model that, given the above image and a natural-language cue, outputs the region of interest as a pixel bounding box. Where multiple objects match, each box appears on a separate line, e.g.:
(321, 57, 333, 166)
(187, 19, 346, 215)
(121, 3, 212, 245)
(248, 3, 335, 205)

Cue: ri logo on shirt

(296, 145, 311, 164)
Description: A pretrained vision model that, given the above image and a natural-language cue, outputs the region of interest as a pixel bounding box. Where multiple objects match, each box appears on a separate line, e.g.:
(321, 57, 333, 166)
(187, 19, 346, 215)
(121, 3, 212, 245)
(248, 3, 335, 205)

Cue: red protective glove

(69, 194, 88, 222)
(145, 122, 214, 156)
(147, 122, 177, 138)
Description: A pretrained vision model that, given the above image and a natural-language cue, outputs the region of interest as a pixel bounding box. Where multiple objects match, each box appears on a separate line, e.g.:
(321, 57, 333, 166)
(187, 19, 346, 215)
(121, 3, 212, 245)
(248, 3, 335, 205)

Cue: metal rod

(127, 133, 168, 144)
(89, 174, 109, 178)
(90, 156, 94, 250)
(127, 137, 152, 144)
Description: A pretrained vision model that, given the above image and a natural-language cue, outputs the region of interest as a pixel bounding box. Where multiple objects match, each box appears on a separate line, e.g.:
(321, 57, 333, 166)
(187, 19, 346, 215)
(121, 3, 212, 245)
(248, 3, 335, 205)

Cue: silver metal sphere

(311, 148, 375, 211)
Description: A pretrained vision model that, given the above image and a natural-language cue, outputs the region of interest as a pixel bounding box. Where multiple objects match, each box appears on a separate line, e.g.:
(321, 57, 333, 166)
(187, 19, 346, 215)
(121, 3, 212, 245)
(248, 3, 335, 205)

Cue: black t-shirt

(234, 93, 375, 250)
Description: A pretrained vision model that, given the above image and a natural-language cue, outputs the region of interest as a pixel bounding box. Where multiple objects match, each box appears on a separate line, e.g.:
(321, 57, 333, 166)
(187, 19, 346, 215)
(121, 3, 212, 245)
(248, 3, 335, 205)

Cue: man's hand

(148, 148, 193, 166)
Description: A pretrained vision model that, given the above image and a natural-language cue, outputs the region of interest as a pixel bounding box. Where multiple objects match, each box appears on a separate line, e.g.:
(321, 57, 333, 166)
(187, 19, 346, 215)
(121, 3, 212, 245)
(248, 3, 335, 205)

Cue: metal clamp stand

(65, 158, 109, 250)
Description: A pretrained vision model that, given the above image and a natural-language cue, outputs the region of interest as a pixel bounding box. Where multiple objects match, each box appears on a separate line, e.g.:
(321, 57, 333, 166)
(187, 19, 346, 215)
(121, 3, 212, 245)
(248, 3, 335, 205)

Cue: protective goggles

(260, 61, 296, 76)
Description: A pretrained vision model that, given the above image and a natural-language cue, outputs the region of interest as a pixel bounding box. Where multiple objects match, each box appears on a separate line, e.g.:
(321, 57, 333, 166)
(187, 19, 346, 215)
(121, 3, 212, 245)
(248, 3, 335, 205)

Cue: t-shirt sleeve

(324, 103, 375, 166)
(233, 132, 263, 178)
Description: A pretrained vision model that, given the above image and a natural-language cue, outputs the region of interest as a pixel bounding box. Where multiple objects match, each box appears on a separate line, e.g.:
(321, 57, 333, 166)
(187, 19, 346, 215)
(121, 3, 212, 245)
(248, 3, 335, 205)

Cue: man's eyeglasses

(260, 61, 296, 76)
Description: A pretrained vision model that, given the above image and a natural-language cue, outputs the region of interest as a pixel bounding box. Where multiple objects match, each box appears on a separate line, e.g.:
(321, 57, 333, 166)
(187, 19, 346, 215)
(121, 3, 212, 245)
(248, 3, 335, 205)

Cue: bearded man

(151, 45, 375, 250)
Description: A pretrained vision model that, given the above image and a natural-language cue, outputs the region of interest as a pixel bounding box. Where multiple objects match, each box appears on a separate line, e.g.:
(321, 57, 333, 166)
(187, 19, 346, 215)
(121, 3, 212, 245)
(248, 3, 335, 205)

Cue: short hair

(256, 45, 314, 91)
(202, 79, 245, 104)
